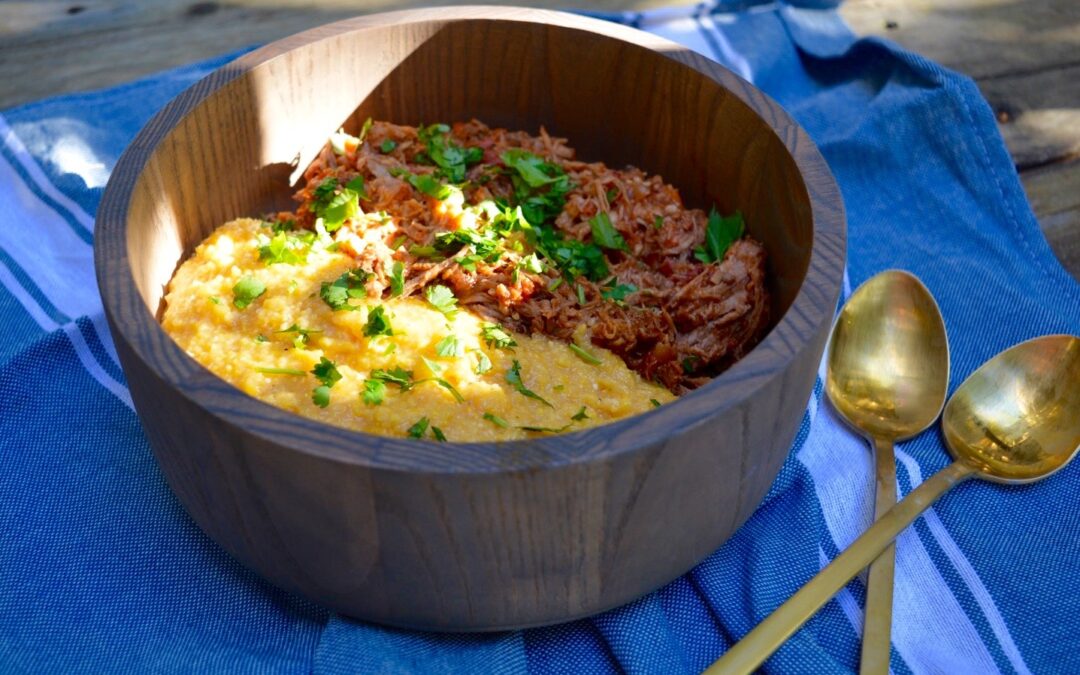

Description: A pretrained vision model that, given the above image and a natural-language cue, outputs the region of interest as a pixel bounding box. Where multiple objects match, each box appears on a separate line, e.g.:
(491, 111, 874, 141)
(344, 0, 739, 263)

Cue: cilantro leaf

(568, 343, 602, 365)
(407, 417, 429, 439)
(390, 261, 405, 297)
(407, 172, 452, 200)
(312, 385, 331, 408)
(425, 284, 458, 318)
(473, 350, 492, 375)
(601, 283, 638, 305)
(232, 276, 266, 309)
(653, 215, 664, 230)
(481, 323, 517, 350)
(501, 149, 561, 188)
(431, 427, 447, 442)
(363, 305, 394, 337)
(320, 269, 371, 310)
(434, 379, 465, 403)
(589, 212, 628, 252)
(259, 230, 313, 265)
(370, 367, 413, 387)
(417, 123, 482, 183)
(650, 398, 662, 408)
(362, 378, 386, 406)
(435, 334, 464, 358)
(312, 357, 342, 388)
(693, 208, 745, 264)
(482, 412, 509, 428)
(571, 406, 590, 421)
(380, 139, 397, 153)
(506, 360, 553, 407)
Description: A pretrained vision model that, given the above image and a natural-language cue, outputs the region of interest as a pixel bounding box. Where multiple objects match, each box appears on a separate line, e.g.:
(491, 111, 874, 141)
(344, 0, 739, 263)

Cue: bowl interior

(125, 15, 812, 330)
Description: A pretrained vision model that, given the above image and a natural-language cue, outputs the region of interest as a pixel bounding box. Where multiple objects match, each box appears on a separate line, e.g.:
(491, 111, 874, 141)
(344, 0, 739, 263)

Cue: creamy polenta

(162, 218, 673, 442)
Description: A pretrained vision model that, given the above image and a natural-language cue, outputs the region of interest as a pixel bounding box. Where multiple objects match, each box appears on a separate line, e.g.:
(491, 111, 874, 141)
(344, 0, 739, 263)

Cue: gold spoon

(825, 270, 949, 673)
(705, 334, 1080, 675)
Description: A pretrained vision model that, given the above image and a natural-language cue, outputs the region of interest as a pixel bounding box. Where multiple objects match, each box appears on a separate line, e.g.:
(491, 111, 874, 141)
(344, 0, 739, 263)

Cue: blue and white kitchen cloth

(1, 1, 1078, 673)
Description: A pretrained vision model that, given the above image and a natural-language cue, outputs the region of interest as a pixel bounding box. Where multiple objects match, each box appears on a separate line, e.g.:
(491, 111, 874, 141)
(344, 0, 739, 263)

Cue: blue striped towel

(2, 2, 1078, 673)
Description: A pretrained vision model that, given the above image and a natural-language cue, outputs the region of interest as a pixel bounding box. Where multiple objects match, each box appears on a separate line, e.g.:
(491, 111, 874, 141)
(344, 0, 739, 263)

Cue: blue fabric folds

(1, 2, 1077, 673)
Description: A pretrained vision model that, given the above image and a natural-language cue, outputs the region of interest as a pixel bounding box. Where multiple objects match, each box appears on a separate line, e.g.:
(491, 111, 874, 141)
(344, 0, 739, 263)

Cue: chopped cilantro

(417, 123, 483, 183)
(209, 296, 221, 305)
(389, 235, 408, 250)
(310, 176, 366, 233)
(500, 149, 571, 227)
(576, 283, 587, 306)
(506, 360, 553, 407)
(501, 149, 562, 188)
(312, 357, 342, 388)
(650, 398, 662, 408)
(406, 417, 429, 439)
(363, 305, 394, 337)
(425, 284, 458, 318)
(370, 366, 413, 387)
(345, 175, 366, 197)
(390, 261, 405, 297)
(601, 283, 638, 305)
(320, 269, 371, 310)
(312, 385, 331, 408)
(255, 334, 268, 343)
(434, 379, 465, 403)
(432, 427, 448, 442)
(380, 138, 397, 153)
(518, 422, 572, 434)
(274, 324, 322, 349)
(682, 355, 699, 374)
(571, 406, 590, 421)
(606, 188, 619, 203)
(526, 223, 608, 282)
(232, 276, 265, 309)
(589, 211, 628, 252)
(569, 343, 602, 365)
(259, 229, 314, 265)
(435, 334, 464, 358)
(654, 215, 664, 230)
(473, 350, 492, 375)
(255, 366, 305, 376)
(518, 253, 544, 274)
(362, 378, 386, 406)
(481, 323, 517, 350)
(483, 412, 509, 428)
(407, 172, 452, 200)
(271, 219, 297, 233)
(694, 208, 745, 264)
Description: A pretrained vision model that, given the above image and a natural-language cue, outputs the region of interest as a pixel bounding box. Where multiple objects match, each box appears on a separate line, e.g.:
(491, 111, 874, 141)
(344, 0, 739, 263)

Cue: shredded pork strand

(284, 120, 770, 393)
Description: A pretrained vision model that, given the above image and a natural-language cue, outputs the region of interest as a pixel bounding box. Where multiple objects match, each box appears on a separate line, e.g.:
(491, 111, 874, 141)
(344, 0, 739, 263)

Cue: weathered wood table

(1, 0, 1076, 279)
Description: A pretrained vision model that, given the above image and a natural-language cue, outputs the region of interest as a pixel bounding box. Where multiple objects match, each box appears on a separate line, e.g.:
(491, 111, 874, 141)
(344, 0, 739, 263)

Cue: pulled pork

(281, 120, 769, 393)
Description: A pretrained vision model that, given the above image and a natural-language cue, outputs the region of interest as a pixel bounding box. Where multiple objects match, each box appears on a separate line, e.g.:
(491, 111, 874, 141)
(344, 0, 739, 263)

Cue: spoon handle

(861, 436, 899, 675)
(703, 461, 975, 675)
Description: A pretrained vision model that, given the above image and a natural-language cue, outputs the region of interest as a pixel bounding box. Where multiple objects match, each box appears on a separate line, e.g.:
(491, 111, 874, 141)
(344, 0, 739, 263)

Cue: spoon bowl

(944, 334, 1080, 484)
(827, 270, 950, 441)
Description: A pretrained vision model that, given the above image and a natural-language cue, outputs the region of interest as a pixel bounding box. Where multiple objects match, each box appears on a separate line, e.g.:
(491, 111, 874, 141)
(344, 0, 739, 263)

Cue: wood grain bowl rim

(94, 6, 846, 475)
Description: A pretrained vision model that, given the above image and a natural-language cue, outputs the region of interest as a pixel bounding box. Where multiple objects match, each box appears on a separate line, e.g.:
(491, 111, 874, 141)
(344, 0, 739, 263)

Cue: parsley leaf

(232, 276, 266, 309)
(483, 412, 509, 428)
(506, 360, 553, 407)
(571, 406, 590, 421)
(425, 284, 458, 318)
(363, 305, 394, 337)
(693, 208, 745, 264)
(481, 323, 517, 350)
(320, 269, 371, 310)
(407, 417, 429, 439)
(589, 211, 628, 252)
(390, 261, 405, 297)
(568, 343, 602, 365)
(362, 378, 386, 406)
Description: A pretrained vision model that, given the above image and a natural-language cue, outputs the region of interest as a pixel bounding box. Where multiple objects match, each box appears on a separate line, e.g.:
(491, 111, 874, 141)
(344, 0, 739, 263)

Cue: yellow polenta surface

(162, 218, 674, 441)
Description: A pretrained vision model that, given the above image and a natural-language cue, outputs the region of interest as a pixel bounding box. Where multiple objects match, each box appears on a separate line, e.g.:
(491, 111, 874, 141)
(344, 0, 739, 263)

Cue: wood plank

(1021, 159, 1080, 281)
(982, 63, 1080, 169)
(840, 0, 1080, 80)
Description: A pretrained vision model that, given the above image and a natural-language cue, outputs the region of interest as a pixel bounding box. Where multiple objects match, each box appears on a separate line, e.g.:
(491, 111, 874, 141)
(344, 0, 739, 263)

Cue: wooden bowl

(94, 7, 845, 631)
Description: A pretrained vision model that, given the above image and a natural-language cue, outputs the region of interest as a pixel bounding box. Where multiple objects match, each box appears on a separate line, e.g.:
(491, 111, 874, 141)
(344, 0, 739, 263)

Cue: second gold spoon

(826, 270, 949, 673)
